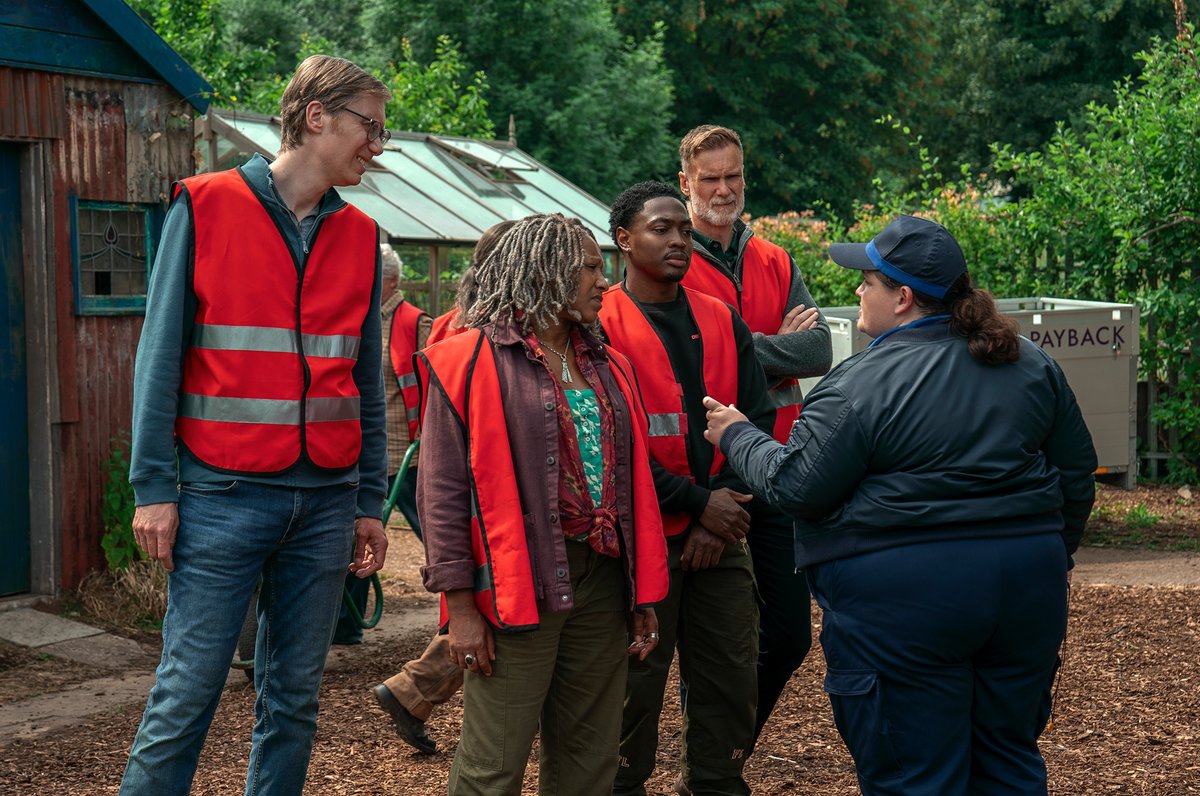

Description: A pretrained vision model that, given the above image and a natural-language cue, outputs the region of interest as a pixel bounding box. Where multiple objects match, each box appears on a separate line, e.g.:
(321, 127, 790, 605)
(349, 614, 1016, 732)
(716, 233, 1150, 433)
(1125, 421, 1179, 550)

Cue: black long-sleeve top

(621, 289, 776, 528)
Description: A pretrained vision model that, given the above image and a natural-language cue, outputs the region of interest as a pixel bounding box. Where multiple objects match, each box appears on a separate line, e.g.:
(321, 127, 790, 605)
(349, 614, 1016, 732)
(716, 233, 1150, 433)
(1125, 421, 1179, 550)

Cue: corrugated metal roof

(203, 109, 615, 248)
(78, 0, 211, 112)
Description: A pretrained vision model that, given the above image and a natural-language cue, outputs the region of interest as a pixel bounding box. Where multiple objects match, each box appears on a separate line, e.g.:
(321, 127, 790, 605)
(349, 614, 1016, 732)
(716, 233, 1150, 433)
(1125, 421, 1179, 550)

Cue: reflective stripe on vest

(769, 383, 805, 409)
(599, 285, 739, 536)
(389, 300, 429, 440)
(179, 394, 361, 424)
(647, 413, 683, 437)
(191, 323, 360, 360)
(173, 168, 375, 473)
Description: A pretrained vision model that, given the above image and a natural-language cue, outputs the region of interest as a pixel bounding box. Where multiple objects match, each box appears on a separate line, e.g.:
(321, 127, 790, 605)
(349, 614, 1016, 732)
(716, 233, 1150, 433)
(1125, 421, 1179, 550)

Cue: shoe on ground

(372, 683, 437, 754)
(675, 776, 691, 796)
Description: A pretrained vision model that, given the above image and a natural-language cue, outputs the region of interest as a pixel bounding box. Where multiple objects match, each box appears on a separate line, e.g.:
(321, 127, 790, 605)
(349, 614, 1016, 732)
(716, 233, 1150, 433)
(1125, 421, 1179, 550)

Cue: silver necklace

(540, 340, 573, 384)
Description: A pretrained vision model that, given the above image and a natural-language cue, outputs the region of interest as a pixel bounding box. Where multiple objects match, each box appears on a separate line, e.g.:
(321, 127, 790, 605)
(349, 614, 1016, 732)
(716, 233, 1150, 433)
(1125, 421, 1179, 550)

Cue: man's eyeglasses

(342, 107, 391, 145)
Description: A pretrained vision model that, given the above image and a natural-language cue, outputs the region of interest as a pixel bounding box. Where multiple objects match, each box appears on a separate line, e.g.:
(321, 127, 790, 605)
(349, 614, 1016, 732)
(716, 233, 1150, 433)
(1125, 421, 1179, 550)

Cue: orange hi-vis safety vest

(174, 168, 376, 473)
(683, 235, 803, 442)
(426, 308, 466, 346)
(388, 300, 429, 441)
(599, 285, 739, 537)
(416, 329, 669, 630)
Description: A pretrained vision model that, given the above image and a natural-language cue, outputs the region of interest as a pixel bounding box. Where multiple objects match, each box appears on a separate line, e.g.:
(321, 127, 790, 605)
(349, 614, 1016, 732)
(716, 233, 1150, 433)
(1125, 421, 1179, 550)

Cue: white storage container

(810, 298, 1138, 487)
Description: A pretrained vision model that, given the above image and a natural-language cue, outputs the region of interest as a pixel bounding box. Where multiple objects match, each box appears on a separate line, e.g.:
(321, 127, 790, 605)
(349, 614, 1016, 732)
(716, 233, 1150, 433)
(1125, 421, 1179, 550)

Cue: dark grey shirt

(693, 221, 833, 382)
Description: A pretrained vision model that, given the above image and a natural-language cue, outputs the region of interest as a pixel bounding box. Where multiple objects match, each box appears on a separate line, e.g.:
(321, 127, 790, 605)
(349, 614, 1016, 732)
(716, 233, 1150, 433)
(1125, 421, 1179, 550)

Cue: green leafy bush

(100, 435, 144, 572)
(993, 28, 1200, 480)
(1126, 503, 1163, 528)
(758, 30, 1200, 481)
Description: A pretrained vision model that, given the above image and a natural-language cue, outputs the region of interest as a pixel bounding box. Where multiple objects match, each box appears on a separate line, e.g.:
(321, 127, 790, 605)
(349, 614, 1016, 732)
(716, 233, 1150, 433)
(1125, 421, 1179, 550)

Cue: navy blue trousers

(808, 533, 1067, 796)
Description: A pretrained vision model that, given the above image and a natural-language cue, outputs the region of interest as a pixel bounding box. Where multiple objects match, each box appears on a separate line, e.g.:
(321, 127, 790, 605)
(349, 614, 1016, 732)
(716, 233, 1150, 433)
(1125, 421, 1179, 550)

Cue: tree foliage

(128, 0, 494, 138)
(127, 0, 277, 107)
(359, 0, 675, 202)
(612, 0, 941, 217)
(380, 36, 493, 138)
(755, 27, 1200, 479)
(995, 27, 1200, 480)
(919, 0, 1177, 174)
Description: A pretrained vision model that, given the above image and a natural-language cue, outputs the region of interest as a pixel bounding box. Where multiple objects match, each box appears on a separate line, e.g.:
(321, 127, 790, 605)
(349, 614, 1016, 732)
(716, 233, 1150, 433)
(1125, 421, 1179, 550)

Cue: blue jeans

(119, 481, 356, 796)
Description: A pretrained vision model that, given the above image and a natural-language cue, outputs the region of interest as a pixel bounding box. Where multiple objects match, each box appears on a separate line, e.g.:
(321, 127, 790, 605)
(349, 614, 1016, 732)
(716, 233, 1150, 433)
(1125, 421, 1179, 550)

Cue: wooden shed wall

(60, 76, 195, 588)
(0, 67, 195, 588)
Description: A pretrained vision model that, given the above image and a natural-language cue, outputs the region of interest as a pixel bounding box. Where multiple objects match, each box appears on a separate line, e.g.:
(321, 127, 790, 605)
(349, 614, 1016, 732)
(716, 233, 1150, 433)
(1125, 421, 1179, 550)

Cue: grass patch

(1081, 521, 1200, 551)
(1081, 483, 1200, 551)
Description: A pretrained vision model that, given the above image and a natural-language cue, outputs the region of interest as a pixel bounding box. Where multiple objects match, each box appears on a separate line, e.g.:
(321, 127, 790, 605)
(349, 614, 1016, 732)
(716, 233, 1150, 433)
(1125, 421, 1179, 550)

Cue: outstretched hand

(702, 396, 749, 448)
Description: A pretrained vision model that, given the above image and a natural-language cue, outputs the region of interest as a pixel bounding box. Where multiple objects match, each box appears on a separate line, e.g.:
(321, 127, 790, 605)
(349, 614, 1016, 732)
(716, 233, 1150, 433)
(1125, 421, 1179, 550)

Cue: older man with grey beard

(674, 124, 833, 758)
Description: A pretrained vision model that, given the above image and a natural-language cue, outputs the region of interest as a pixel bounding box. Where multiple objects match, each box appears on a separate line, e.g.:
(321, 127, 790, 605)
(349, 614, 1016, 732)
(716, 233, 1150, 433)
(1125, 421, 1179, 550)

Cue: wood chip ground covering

(1, 583, 1196, 795)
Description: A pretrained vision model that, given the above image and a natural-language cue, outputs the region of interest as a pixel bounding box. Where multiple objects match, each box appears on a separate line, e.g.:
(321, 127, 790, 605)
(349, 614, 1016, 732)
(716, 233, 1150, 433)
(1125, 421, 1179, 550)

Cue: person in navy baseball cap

(703, 209, 1096, 796)
(828, 214, 967, 301)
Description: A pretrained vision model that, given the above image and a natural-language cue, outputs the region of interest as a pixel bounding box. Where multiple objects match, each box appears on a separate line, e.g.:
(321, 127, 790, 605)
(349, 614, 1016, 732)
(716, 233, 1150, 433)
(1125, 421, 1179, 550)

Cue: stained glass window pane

(78, 205, 148, 297)
(74, 200, 155, 314)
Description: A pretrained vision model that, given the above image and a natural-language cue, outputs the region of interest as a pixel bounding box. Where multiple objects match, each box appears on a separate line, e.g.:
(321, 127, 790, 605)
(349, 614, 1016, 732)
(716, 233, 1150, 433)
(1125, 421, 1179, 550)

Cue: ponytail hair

(881, 271, 1021, 364)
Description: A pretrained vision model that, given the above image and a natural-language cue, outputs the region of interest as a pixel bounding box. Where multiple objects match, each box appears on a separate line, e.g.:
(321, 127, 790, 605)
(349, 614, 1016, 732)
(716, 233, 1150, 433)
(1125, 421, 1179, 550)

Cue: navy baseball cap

(828, 215, 966, 300)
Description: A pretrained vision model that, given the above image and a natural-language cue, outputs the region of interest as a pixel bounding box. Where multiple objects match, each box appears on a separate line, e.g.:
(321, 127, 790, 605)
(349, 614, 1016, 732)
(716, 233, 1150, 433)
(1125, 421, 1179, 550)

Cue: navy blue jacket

(720, 318, 1097, 568)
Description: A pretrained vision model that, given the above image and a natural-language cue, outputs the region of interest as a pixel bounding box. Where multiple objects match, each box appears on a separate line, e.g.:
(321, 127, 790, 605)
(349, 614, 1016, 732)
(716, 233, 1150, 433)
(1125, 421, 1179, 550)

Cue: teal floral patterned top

(565, 390, 604, 506)
(526, 326, 620, 557)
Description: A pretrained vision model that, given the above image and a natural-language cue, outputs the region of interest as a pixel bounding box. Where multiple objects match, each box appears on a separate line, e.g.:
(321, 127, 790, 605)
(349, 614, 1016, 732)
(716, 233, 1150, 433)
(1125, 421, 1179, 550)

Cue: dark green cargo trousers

(449, 540, 628, 796)
(614, 535, 759, 796)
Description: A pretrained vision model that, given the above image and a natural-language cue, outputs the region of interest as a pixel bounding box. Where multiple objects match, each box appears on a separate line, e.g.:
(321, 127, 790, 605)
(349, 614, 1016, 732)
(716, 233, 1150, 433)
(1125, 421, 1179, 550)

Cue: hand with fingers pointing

(702, 395, 750, 449)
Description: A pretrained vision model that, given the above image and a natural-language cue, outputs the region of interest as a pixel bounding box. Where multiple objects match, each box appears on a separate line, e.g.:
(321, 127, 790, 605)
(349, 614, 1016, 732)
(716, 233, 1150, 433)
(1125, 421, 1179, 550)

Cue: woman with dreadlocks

(415, 213, 669, 795)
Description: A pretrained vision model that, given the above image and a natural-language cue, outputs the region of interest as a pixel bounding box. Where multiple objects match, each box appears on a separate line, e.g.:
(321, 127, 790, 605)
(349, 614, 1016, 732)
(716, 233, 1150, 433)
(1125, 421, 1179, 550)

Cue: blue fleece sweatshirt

(129, 154, 388, 519)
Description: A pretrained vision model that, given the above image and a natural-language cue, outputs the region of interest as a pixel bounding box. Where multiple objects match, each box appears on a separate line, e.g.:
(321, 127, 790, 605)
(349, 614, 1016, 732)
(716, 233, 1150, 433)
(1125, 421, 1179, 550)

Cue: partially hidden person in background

(425, 220, 518, 346)
(601, 181, 774, 796)
(677, 124, 832, 744)
(335, 243, 431, 646)
(704, 214, 1097, 796)
(416, 212, 669, 795)
(370, 222, 515, 754)
(121, 54, 390, 795)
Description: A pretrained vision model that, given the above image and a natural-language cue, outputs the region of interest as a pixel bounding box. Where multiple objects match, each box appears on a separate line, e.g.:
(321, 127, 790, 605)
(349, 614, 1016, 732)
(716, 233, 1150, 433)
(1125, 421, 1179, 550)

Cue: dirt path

(1072, 545, 1200, 586)
(0, 537, 1196, 794)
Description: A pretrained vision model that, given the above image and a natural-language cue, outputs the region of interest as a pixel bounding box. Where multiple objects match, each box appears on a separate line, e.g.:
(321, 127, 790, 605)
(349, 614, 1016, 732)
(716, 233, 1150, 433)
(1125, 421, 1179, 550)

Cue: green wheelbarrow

(231, 440, 419, 676)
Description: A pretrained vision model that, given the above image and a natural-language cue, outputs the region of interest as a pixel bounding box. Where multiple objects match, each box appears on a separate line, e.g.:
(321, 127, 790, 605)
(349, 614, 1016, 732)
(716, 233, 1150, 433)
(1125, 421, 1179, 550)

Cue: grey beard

(692, 197, 744, 228)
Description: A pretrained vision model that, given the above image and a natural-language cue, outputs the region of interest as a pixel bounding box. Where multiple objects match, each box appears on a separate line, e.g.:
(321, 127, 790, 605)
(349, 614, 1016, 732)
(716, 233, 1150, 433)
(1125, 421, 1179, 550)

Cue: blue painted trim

(71, 197, 157, 316)
(0, 26, 157, 84)
(69, 194, 82, 315)
(867, 314, 952, 349)
(866, 240, 949, 300)
(77, 0, 211, 112)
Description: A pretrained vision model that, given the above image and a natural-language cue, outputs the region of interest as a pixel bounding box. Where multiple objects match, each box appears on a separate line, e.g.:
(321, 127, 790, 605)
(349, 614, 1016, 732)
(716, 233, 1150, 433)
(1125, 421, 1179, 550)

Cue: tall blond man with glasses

(120, 55, 391, 796)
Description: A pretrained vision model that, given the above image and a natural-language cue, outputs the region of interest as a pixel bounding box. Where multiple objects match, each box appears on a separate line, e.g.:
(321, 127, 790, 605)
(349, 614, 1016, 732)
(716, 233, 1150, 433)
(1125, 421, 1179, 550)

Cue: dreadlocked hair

(879, 271, 1021, 365)
(463, 213, 597, 333)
